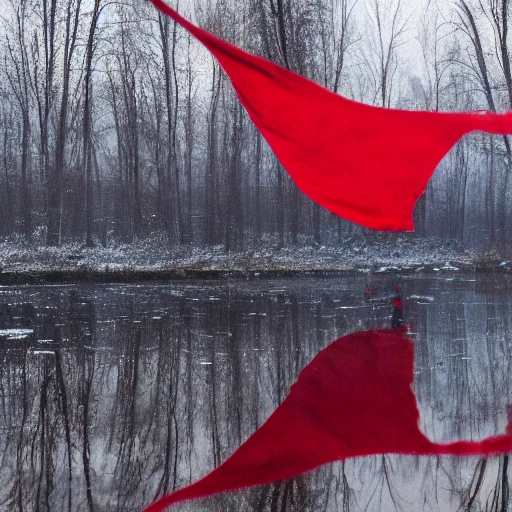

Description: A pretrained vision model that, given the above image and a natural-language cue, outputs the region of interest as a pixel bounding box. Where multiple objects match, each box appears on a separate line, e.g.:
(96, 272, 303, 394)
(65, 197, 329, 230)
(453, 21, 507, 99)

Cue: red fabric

(143, 329, 512, 512)
(148, 0, 512, 231)
(393, 297, 403, 308)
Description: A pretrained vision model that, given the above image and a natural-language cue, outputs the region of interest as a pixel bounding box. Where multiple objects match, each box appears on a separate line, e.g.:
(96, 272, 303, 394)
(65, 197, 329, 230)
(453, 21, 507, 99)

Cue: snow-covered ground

(0, 233, 486, 275)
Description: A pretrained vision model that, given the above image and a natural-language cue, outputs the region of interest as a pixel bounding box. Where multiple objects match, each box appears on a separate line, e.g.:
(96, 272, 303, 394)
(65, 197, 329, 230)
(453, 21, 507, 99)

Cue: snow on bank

(0, 233, 477, 274)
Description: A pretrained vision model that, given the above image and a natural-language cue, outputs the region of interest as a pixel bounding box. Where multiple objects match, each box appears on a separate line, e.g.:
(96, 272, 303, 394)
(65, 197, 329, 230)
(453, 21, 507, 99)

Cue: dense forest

(0, 0, 511, 251)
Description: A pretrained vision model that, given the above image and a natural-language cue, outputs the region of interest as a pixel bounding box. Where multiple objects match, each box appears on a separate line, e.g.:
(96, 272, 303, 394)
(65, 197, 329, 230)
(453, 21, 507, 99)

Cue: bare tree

(30, 0, 56, 186)
(4, 0, 33, 240)
(455, 0, 511, 245)
(46, 0, 82, 246)
(158, 10, 184, 244)
(83, 0, 103, 248)
(362, 0, 410, 108)
(417, 1, 452, 112)
(0, 104, 15, 235)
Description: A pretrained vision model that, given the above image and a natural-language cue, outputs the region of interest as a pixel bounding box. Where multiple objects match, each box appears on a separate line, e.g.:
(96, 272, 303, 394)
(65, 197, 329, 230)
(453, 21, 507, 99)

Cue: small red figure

(391, 285, 403, 328)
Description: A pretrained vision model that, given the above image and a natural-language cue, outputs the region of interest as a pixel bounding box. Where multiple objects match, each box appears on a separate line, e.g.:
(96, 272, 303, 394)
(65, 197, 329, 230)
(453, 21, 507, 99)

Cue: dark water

(0, 272, 511, 511)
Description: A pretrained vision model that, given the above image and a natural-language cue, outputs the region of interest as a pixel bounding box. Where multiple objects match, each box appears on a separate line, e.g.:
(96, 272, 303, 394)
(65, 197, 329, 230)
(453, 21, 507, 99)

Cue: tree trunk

(83, 0, 101, 248)
(47, 0, 81, 246)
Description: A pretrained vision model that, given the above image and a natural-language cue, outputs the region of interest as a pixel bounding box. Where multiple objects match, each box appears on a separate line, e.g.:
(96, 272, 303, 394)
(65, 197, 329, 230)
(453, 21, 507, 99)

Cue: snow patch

(0, 233, 473, 273)
(0, 329, 34, 340)
(409, 295, 434, 302)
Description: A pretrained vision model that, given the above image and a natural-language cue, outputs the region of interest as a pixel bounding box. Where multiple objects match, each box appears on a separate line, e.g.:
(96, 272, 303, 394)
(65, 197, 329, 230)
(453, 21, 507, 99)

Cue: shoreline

(0, 262, 509, 285)
(1, 235, 510, 285)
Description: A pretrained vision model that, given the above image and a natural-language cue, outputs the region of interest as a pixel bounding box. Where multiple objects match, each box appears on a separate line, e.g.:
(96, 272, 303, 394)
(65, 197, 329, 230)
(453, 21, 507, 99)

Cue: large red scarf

(143, 329, 512, 511)
(148, 0, 512, 231)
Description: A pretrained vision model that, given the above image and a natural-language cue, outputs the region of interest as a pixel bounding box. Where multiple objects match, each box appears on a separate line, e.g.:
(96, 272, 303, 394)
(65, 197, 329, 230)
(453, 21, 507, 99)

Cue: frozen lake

(0, 272, 511, 511)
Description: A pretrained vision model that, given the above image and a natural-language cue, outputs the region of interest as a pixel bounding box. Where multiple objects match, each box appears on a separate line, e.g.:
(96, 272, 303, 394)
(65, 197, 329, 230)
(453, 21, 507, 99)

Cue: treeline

(0, 0, 511, 250)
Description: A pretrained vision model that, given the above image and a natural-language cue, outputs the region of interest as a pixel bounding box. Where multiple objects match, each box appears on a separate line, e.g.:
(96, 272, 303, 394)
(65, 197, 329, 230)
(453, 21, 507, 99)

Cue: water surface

(0, 272, 511, 511)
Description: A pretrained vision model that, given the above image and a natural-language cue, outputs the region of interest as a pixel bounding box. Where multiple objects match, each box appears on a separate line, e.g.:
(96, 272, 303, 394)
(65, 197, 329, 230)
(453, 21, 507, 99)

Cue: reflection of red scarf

(143, 328, 512, 511)
(148, 0, 512, 231)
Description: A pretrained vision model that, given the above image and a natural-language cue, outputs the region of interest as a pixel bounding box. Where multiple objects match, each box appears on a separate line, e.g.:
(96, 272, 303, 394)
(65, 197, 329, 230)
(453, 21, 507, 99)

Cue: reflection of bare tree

(458, 455, 509, 512)
(112, 322, 143, 509)
(246, 476, 323, 511)
(81, 348, 95, 512)
(152, 317, 181, 497)
(4, 352, 28, 512)
(35, 363, 53, 512)
(340, 461, 355, 512)
(54, 350, 72, 512)
(207, 304, 223, 469)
